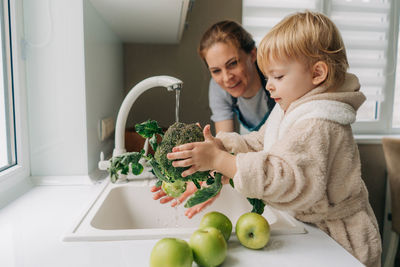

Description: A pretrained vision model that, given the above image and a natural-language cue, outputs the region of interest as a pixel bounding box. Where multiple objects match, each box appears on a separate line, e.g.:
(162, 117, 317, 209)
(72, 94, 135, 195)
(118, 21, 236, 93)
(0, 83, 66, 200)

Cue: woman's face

(205, 42, 258, 98)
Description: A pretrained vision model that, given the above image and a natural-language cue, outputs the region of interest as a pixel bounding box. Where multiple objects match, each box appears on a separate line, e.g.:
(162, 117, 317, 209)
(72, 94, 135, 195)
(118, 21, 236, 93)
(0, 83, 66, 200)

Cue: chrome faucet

(98, 75, 182, 171)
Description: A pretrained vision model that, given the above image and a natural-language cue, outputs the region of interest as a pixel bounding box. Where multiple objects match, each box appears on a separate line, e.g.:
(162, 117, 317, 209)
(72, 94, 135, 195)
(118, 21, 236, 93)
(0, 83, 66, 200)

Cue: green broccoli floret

(154, 122, 209, 183)
(108, 120, 264, 213)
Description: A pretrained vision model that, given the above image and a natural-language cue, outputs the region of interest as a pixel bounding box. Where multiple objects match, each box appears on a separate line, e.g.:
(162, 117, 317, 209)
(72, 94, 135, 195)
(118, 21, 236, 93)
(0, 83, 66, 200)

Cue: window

(243, 0, 400, 134)
(0, 0, 16, 172)
(0, 0, 29, 184)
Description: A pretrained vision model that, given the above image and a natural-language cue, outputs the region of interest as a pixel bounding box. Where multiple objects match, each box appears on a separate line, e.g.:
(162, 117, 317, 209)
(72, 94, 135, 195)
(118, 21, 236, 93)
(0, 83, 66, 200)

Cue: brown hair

(198, 20, 255, 61)
(257, 11, 349, 89)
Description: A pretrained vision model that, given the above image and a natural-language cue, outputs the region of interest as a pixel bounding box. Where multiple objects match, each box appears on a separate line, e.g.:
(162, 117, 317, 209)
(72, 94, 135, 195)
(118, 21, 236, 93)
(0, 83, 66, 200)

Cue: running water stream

(175, 89, 180, 123)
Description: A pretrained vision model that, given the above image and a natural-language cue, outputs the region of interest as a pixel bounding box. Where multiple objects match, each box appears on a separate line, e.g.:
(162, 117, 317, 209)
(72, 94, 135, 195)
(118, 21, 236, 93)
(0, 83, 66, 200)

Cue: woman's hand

(150, 181, 216, 218)
(151, 175, 232, 218)
(151, 181, 198, 206)
(150, 185, 173, 203)
(184, 192, 220, 218)
(183, 175, 231, 218)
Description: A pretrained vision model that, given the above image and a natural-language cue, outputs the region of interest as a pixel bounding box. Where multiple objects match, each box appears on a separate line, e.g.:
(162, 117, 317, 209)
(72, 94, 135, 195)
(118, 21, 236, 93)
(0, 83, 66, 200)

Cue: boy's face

(205, 42, 259, 98)
(263, 58, 316, 111)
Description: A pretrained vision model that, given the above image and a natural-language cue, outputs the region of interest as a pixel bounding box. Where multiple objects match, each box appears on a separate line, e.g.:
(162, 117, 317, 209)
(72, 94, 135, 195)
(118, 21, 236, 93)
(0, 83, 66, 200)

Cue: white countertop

(0, 181, 364, 267)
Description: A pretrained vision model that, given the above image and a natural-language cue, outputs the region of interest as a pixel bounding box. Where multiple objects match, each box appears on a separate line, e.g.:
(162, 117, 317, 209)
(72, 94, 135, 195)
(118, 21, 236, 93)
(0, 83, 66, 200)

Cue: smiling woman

(198, 20, 275, 135)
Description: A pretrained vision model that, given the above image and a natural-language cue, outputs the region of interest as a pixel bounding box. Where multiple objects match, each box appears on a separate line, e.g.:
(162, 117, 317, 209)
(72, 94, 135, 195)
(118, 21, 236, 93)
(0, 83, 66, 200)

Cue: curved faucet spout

(113, 75, 183, 157)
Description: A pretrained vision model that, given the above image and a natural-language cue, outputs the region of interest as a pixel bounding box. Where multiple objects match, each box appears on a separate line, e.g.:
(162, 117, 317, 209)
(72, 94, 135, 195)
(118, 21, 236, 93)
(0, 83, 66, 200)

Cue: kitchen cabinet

(89, 0, 191, 43)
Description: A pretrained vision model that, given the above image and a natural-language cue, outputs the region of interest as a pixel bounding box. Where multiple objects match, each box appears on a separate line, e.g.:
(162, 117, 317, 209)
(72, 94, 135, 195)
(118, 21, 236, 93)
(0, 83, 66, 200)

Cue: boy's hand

(167, 125, 225, 177)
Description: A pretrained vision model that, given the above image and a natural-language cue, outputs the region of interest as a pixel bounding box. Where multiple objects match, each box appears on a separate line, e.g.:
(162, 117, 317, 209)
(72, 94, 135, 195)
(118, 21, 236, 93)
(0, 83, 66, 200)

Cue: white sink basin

(64, 176, 305, 242)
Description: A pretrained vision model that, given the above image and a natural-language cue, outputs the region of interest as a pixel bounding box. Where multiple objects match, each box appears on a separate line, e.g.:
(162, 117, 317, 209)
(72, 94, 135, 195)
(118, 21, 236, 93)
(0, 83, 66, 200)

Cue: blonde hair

(257, 11, 349, 89)
(198, 20, 255, 62)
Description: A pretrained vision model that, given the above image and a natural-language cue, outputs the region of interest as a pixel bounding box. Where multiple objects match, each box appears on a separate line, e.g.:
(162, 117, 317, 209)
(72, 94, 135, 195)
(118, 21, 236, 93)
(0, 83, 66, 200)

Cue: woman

(152, 20, 275, 217)
(201, 20, 275, 134)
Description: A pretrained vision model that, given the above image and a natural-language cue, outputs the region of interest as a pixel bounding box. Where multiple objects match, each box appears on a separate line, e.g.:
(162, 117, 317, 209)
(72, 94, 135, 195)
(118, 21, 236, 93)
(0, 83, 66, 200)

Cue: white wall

(24, 0, 124, 177)
(83, 0, 124, 174)
(24, 0, 87, 176)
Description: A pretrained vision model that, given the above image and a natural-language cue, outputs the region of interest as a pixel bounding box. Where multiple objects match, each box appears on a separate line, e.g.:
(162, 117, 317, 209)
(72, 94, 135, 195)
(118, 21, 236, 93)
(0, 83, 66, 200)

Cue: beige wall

(122, 0, 387, 234)
(123, 0, 242, 131)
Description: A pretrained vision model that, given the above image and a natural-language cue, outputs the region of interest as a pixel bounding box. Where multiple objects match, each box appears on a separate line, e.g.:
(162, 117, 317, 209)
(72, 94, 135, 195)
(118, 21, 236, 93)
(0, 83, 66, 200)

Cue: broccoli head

(108, 120, 264, 213)
(154, 122, 209, 182)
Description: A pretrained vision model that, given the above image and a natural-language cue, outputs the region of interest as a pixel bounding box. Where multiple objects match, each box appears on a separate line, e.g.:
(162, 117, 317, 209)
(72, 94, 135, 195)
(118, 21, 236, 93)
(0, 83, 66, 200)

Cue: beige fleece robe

(217, 73, 382, 267)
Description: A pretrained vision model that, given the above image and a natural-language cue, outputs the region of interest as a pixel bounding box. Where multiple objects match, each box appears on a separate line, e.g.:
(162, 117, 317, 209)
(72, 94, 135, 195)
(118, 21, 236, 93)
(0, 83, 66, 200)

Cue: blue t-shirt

(209, 78, 272, 133)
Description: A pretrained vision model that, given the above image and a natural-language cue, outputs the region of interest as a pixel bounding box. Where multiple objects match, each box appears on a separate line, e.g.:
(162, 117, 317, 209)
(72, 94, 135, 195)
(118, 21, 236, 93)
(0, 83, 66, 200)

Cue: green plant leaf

(108, 151, 144, 183)
(247, 198, 265, 214)
(131, 162, 144, 175)
(185, 173, 223, 208)
(147, 158, 170, 183)
(149, 134, 158, 151)
(192, 179, 201, 189)
(206, 177, 214, 185)
(135, 120, 163, 138)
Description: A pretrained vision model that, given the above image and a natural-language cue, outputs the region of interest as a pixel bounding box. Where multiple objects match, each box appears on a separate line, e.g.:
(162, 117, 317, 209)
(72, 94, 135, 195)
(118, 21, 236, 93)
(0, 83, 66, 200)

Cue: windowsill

(0, 172, 33, 209)
(354, 134, 400, 144)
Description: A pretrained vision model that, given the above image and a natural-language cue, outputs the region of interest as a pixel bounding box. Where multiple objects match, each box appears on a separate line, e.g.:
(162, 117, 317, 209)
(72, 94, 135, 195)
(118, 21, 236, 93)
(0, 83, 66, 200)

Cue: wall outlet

(99, 117, 115, 141)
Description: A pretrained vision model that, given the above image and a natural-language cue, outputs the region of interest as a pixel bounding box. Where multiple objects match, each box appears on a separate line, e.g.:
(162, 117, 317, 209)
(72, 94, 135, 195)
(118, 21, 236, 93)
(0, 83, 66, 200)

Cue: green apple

(189, 226, 227, 267)
(235, 212, 270, 249)
(199, 211, 232, 241)
(150, 237, 193, 267)
(161, 180, 186, 198)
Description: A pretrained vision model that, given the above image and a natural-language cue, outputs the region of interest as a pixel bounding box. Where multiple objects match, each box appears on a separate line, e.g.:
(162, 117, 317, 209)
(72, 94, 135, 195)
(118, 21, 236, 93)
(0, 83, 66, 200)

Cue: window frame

(0, 0, 30, 187)
(0, 0, 16, 172)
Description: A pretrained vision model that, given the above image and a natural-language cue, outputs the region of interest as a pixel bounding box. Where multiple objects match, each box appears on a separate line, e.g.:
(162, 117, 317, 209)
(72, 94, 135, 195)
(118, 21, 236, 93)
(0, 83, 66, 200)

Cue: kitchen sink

(64, 176, 306, 241)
